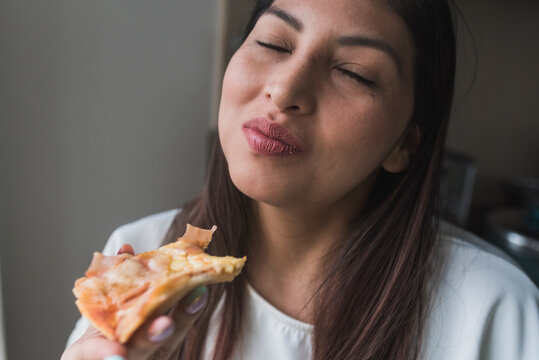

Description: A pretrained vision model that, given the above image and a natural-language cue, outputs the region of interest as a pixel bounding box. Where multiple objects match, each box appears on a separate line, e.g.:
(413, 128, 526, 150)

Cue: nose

(264, 58, 316, 114)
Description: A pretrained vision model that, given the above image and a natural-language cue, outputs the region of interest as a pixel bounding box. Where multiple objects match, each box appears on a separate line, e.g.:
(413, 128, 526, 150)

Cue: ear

(382, 122, 422, 173)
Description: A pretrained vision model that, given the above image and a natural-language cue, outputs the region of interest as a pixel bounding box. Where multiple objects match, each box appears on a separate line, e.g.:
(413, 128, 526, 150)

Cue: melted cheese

(73, 224, 246, 343)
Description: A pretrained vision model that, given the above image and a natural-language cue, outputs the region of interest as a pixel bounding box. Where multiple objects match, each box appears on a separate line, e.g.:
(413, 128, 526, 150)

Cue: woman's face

(218, 0, 416, 212)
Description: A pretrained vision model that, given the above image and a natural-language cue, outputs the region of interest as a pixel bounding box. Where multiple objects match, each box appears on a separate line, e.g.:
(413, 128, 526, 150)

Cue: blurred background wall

(1, 1, 218, 359)
(447, 0, 539, 212)
(0, 0, 537, 359)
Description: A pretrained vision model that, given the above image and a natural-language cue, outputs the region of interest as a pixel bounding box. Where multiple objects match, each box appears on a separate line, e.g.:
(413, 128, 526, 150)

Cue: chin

(228, 169, 298, 207)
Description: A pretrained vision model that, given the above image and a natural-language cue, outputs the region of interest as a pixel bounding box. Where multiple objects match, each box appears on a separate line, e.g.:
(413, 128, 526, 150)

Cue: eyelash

(256, 40, 290, 53)
(337, 68, 376, 88)
(256, 40, 376, 88)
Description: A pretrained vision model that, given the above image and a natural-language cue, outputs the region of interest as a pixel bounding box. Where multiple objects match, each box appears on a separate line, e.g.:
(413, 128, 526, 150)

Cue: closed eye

(256, 40, 291, 53)
(337, 68, 376, 88)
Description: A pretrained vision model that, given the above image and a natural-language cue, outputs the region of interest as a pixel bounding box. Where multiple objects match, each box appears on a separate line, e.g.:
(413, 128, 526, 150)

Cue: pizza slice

(73, 224, 246, 343)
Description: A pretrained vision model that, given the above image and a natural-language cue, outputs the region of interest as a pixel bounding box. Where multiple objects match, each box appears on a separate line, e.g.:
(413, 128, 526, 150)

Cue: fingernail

(117, 244, 134, 255)
(148, 316, 175, 343)
(184, 286, 208, 314)
(103, 356, 126, 360)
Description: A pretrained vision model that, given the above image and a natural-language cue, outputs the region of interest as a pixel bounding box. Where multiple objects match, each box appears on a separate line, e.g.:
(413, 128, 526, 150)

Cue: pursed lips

(242, 118, 304, 156)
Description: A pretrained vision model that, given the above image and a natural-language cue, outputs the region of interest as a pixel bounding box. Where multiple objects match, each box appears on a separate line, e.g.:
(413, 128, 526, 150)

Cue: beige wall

(0, 1, 217, 359)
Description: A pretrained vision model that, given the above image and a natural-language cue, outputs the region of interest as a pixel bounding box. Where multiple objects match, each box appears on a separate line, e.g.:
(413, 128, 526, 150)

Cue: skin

(219, 0, 419, 322)
(62, 0, 420, 357)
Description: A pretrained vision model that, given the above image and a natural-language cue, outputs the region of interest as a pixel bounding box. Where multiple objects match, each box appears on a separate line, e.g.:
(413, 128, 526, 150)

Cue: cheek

(319, 99, 404, 174)
(220, 51, 261, 109)
(218, 55, 247, 146)
(218, 51, 263, 169)
(323, 100, 388, 152)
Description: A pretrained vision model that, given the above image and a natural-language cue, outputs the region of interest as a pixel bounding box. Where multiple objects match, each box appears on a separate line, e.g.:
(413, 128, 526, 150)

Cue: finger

(61, 329, 127, 360)
(128, 314, 175, 349)
(178, 285, 209, 319)
(117, 244, 135, 255)
(160, 285, 209, 341)
(128, 286, 209, 350)
(147, 315, 176, 342)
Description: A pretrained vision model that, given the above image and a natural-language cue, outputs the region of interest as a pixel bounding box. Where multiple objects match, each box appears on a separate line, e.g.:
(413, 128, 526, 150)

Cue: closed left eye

(337, 68, 376, 88)
(256, 40, 291, 54)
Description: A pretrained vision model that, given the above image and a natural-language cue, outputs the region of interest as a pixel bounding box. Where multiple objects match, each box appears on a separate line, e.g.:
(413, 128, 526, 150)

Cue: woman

(63, 0, 539, 359)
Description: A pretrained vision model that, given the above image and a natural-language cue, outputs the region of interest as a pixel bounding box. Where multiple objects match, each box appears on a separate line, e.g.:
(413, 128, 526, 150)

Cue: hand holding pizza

(61, 244, 211, 360)
(62, 225, 246, 360)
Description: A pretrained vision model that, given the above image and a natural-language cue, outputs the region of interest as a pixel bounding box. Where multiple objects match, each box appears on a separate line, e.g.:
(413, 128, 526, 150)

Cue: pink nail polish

(148, 317, 175, 343)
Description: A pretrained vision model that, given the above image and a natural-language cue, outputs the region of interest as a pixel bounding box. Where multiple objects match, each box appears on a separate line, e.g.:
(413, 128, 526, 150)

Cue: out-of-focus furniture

(485, 206, 539, 287)
(483, 177, 539, 287)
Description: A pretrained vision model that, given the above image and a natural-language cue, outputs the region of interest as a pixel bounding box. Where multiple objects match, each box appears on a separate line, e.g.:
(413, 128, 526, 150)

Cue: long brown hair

(168, 0, 457, 359)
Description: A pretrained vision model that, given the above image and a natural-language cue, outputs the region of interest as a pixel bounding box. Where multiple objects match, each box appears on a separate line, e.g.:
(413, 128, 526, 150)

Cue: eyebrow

(265, 6, 303, 32)
(339, 36, 402, 73)
(263, 7, 402, 73)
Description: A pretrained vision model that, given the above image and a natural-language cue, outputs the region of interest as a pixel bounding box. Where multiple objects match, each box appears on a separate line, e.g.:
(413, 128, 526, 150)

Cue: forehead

(268, 0, 400, 31)
(264, 0, 415, 67)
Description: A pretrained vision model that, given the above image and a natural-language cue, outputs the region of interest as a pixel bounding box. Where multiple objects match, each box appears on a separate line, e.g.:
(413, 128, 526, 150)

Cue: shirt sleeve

(423, 226, 539, 360)
(477, 284, 539, 360)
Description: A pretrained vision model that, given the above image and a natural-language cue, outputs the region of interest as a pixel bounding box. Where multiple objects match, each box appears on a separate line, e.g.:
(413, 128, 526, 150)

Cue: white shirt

(67, 209, 539, 359)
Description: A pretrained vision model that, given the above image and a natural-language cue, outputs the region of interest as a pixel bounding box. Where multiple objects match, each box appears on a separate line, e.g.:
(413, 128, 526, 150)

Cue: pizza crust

(73, 224, 246, 343)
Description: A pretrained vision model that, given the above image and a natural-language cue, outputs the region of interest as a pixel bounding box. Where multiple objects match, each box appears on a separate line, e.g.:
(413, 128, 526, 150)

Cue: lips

(242, 118, 304, 157)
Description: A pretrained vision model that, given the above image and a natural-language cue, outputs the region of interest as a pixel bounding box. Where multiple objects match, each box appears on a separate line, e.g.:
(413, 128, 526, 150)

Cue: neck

(246, 189, 370, 322)
(252, 204, 347, 274)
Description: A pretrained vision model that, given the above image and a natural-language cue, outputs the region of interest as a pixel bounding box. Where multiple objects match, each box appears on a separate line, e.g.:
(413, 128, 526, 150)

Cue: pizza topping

(85, 253, 126, 277)
(73, 224, 246, 343)
(147, 252, 172, 272)
(104, 258, 148, 286)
